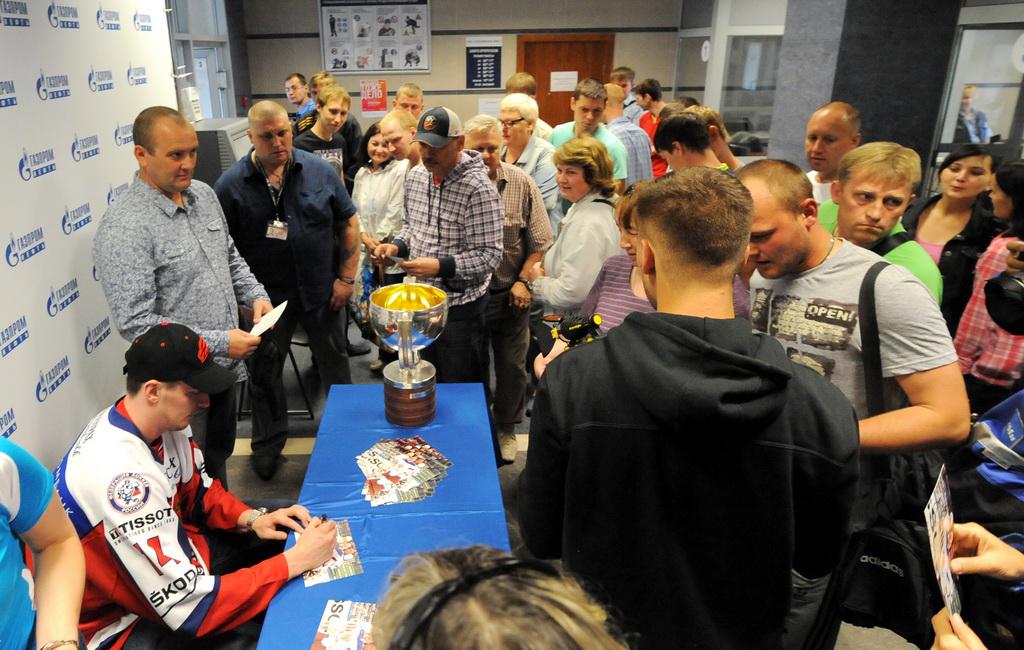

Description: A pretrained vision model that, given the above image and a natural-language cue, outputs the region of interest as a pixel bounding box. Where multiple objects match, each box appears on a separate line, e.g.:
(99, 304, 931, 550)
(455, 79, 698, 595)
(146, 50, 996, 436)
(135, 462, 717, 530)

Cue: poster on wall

(360, 79, 388, 117)
(466, 36, 500, 89)
(320, 0, 430, 75)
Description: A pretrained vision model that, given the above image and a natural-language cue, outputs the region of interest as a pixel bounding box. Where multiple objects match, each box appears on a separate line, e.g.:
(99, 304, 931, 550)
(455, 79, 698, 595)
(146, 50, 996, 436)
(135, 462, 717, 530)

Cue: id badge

(266, 219, 288, 240)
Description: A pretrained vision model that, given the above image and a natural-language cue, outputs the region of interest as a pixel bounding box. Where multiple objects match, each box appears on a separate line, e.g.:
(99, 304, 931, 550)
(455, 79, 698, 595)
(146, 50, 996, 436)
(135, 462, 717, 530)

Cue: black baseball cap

(412, 107, 462, 148)
(124, 323, 236, 394)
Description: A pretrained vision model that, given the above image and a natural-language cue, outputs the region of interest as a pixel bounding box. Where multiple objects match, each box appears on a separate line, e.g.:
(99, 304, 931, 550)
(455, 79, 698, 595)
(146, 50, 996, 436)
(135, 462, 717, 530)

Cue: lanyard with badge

(253, 153, 292, 240)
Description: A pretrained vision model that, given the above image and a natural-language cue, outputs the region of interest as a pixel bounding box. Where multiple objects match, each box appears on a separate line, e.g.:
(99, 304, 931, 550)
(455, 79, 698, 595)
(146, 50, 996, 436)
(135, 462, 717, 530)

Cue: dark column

(769, 0, 961, 171)
(225, 0, 251, 116)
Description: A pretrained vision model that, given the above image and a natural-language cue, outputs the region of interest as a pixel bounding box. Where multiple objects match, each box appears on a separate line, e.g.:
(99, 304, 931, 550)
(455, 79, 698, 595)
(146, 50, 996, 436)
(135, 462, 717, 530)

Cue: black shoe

(348, 341, 371, 357)
(250, 454, 279, 481)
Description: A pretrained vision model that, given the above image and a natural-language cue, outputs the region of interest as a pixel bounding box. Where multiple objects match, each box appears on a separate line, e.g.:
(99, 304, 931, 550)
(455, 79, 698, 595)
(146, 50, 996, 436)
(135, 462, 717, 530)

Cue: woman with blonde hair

(373, 545, 627, 649)
(525, 137, 621, 316)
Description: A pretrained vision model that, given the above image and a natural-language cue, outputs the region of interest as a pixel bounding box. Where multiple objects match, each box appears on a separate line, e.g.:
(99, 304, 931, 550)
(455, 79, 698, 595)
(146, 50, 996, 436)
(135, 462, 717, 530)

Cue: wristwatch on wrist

(245, 507, 269, 531)
(338, 276, 355, 285)
(516, 277, 532, 293)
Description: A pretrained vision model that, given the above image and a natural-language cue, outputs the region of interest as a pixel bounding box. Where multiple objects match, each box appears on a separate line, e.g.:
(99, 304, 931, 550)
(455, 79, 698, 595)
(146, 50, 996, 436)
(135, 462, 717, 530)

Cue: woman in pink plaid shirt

(954, 161, 1024, 415)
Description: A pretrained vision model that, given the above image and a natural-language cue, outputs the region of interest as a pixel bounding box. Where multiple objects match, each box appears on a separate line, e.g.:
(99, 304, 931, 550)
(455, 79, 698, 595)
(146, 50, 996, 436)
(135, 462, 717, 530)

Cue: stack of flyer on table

(356, 436, 453, 506)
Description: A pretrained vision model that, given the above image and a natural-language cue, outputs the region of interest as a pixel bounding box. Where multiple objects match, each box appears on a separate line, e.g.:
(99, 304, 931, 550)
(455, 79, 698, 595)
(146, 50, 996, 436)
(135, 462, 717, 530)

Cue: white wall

(1, 0, 176, 467)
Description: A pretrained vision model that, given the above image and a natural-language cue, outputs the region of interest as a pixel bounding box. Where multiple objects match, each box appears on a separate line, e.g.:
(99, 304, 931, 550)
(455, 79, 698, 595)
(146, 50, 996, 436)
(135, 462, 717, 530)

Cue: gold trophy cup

(369, 281, 448, 427)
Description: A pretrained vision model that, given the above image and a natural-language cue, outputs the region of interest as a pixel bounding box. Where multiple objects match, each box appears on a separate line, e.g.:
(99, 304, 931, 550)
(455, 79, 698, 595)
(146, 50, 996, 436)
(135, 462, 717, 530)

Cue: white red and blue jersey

(55, 400, 289, 649)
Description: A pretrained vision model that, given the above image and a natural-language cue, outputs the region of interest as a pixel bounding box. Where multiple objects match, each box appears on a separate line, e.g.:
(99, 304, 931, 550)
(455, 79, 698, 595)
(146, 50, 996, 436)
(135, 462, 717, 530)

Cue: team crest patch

(107, 472, 150, 513)
(422, 115, 436, 131)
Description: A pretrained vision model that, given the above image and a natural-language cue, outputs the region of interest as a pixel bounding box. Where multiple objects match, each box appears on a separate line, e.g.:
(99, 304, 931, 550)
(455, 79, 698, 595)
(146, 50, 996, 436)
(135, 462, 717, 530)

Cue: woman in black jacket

(903, 144, 1000, 335)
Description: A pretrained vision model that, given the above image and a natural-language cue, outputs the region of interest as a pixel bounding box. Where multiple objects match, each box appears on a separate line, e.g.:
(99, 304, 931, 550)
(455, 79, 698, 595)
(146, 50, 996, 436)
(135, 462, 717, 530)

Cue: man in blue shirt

(215, 100, 360, 480)
(94, 106, 272, 485)
(286, 73, 317, 135)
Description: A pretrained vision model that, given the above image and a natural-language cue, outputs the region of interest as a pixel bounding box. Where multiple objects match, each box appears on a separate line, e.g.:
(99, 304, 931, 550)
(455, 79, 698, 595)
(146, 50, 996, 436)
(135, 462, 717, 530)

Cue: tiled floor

(226, 326, 914, 648)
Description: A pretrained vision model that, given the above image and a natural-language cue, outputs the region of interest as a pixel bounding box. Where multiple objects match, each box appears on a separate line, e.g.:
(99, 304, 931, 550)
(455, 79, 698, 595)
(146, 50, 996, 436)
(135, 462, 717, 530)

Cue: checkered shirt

(491, 162, 554, 290)
(395, 151, 503, 305)
(607, 116, 655, 188)
(954, 233, 1024, 386)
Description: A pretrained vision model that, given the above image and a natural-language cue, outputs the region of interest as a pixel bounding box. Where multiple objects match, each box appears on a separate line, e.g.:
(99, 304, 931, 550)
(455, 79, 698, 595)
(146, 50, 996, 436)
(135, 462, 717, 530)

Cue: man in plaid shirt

(374, 107, 503, 385)
(464, 114, 554, 462)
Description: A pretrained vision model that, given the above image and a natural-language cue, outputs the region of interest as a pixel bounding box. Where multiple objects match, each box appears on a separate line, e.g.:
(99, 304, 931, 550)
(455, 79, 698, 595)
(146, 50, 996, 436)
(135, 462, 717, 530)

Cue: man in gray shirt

(93, 106, 272, 485)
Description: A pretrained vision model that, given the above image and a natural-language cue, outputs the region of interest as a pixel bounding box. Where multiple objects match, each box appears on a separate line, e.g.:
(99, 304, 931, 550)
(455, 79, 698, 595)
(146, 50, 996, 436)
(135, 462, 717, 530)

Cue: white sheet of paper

(250, 300, 287, 337)
(550, 71, 578, 92)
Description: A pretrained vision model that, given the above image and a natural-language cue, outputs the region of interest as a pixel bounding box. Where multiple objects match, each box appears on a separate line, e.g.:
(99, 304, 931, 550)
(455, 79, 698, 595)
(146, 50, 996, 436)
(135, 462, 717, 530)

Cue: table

(258, 383, 510, 649)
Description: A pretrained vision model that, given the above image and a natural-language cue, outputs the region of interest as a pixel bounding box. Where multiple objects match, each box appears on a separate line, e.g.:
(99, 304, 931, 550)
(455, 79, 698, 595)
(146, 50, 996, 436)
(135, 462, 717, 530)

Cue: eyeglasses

(499, 118, 526, 128)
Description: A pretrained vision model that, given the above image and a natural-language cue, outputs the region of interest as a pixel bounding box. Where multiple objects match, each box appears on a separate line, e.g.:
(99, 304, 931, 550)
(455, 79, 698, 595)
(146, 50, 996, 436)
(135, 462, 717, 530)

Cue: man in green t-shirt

(817, 141, 943, 302)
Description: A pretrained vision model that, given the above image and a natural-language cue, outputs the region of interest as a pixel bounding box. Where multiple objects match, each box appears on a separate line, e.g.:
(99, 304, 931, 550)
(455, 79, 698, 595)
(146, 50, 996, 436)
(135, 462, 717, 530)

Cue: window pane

(720, 35, 781, 134)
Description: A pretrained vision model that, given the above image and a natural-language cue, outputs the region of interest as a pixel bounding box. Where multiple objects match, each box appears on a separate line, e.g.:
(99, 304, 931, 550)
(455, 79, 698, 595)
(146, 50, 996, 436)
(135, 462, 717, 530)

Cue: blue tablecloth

(258, 383, 510, 649)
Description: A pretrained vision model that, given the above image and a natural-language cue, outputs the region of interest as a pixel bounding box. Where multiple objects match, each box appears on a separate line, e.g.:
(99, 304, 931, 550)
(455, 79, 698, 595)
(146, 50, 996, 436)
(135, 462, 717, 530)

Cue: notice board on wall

(320, 0, 430, 75)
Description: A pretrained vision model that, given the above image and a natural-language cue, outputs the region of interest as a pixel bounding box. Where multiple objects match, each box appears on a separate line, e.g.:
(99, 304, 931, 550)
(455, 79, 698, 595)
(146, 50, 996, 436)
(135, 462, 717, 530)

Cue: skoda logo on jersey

(1, 315, 29, 358)
(0, 79, 17, 108)
(126, 62, 147, 86)
(96, 3, 119, 29)
(71, 133, 100, 162)
(48, 1, 80, 28)
(1, 0, 30, 26)
(36, 69, 71, 101)
(6, 227, 46, 267)
(0, 408, 16, 439)
(107, 472, 150, 513)
(46, 277, 80, 317)
(107, 180, 129, 205)
(84, 316, 111, 354)
(36, 356, 71, 402)
(114, 121, 133, 146)
(61, 202, 92, 234)
(88, 66, 114, 92)
(132, 8, 151, 30)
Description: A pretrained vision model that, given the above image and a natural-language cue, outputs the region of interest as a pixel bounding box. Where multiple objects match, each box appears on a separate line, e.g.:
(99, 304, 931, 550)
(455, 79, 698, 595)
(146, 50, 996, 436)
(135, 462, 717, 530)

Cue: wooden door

(517, 34, 615, 128)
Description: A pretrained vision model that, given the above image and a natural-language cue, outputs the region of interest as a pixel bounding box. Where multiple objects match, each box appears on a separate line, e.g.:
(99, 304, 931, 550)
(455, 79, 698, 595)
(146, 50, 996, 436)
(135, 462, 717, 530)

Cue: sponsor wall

(0, 0, 175, 467)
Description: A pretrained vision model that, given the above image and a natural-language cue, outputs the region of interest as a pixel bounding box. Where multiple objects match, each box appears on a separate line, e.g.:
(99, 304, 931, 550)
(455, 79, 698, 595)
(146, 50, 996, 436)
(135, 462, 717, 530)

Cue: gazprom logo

(107, 180, 129, 205)
(48, 1, 79, 28)
(132, 8, 150, 30)
(71, 132, 100, 162)
(37, 356, 71, 402)
(6, 227, 45, 266)
(114, 121, 133, 145)
(88, 66, 113, 92)
(61, 202, 92, 234)
(126, 62, 147, 86)
(84, 316, 111, 354)
(0, 79, 17, 108)
(36, 69, 71, 100)
(46, 277, 80, 317)
(0, 408, 16, 438)
(19, 147, 57, 181)
(1, 315, 29, 357)
(96, 3, 119, 29)
(1, 0, 30, 26)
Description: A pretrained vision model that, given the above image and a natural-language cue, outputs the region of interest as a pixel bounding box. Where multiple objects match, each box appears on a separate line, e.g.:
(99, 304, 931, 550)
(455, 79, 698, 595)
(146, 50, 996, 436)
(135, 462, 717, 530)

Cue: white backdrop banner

(0, 0, 176, 467)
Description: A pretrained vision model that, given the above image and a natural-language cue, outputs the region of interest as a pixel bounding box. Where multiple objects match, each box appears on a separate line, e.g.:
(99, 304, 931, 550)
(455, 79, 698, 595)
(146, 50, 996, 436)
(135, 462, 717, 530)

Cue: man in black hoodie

(518, 167, 860, 649)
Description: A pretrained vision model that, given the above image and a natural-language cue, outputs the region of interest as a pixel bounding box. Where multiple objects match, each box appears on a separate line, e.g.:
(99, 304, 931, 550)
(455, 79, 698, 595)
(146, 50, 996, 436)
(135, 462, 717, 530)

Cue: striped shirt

(491, 162, 554, 289)
(580, 255, 654, 331)
(394, 151, 503, 305)
(607, 116, 655, 188)
(955, 234, 1024, 386)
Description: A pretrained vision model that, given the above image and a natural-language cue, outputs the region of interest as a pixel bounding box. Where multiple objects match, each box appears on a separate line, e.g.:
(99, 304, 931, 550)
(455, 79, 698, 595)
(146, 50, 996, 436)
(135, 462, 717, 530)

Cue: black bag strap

(870, 230, 912, 258)
(859, 261, 890, 418)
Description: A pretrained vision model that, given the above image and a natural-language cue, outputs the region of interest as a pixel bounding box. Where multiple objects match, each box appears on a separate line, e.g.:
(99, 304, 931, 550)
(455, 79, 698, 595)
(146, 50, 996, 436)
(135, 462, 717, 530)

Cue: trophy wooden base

(382, 361, 437, 427)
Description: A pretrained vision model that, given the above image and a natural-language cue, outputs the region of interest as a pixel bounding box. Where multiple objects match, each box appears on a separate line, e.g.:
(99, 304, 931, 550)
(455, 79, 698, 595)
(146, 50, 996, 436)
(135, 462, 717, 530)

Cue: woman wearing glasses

(499, 93, 561, 230)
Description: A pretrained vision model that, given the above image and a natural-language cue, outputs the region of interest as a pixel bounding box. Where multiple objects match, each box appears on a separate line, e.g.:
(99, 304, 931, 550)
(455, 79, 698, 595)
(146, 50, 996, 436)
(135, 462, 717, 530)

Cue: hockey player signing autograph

(56, 323, 337, 649)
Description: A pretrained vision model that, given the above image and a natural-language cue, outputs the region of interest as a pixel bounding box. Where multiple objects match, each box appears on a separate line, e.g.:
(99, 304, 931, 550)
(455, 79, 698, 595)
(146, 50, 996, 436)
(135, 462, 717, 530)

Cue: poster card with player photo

(925, 465, 962, 615)
(301, 520, 364, 586)
(319, 0, 430, 74)
(356, 436, 452, 507)
(310, 600, 377, 650)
